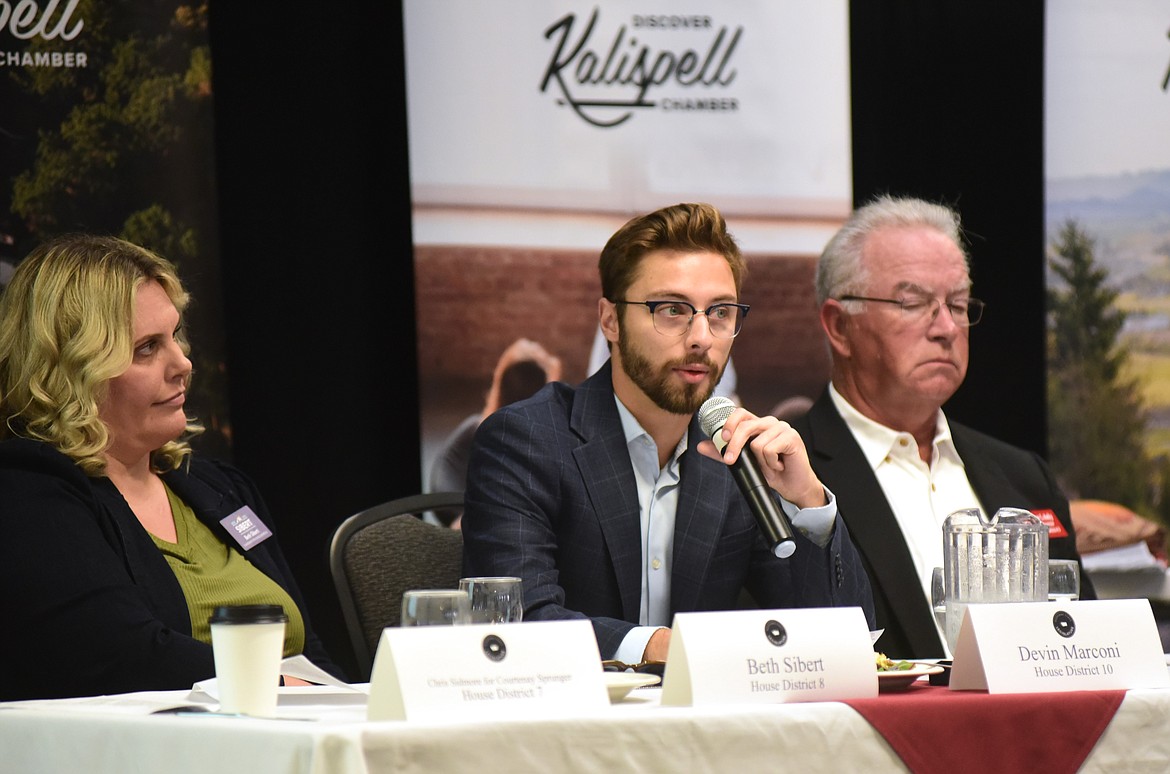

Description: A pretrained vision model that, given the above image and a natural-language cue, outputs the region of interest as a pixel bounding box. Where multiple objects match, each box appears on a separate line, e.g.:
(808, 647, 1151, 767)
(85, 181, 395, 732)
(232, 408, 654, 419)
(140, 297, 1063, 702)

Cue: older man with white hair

(791, 195, 1095, 659)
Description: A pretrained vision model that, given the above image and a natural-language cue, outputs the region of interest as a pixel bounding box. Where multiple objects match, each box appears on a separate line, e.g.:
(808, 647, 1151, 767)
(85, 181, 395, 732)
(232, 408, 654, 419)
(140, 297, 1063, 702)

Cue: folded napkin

(190, 655, 365, 702)
(843, 685, 1125, 774)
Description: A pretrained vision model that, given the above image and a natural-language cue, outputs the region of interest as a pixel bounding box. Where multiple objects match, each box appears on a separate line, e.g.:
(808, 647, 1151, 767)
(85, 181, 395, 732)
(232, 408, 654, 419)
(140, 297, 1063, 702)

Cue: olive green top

(151, 485, 306, 657)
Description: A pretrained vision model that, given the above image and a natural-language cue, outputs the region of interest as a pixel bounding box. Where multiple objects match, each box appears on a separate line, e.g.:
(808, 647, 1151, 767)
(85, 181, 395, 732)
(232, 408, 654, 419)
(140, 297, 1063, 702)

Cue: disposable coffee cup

(208, 604, 288, 717)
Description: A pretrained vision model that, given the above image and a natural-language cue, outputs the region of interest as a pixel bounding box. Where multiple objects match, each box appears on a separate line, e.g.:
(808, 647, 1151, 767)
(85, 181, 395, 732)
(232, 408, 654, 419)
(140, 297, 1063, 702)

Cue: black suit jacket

(462, 362, 875, 658)
(791, 389, 1094, 659)
(0, 437, 343, 700)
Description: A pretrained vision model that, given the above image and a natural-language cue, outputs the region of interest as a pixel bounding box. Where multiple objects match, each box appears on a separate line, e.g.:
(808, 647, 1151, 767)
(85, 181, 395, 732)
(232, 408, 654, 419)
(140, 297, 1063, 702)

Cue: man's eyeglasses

(612, 300, 750, 339)
(836, 294, 985, 327)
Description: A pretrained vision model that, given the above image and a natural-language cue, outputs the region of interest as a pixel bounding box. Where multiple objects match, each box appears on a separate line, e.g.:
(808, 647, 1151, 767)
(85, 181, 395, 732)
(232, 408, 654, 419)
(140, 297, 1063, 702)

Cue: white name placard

(949, 599, 1170, 693)
(367, 620, 609, 721)
(660, 607, 876, 706)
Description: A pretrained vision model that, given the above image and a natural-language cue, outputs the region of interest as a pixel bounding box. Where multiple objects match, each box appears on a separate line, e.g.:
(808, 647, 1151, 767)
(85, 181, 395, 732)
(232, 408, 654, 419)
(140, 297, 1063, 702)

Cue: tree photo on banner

(0, 1, 229, 457)
(403, 0, 852, 491)
(1045, 0, 1170, 530)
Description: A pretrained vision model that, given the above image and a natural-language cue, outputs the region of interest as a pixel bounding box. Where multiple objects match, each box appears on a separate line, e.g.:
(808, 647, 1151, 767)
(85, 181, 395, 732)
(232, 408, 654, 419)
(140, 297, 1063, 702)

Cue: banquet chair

(329, 492, 465, 680)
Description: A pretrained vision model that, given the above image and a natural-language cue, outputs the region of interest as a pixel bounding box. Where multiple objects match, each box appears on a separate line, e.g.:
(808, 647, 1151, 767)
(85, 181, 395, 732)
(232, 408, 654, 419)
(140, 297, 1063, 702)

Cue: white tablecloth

(3, 684, 1170, 774)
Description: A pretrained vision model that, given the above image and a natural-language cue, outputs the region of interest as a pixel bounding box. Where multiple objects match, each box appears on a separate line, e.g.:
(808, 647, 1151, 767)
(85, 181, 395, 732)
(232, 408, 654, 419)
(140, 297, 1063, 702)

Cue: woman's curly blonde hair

(0, 234, 203, 475)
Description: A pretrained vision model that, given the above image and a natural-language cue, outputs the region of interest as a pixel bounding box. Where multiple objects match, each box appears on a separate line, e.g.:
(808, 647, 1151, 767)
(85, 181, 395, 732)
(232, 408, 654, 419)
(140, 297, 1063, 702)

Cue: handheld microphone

(698, 396, 797, 559)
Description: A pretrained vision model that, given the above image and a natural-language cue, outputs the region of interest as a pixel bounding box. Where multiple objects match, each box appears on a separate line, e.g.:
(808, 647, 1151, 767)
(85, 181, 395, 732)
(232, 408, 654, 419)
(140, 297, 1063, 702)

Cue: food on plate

(874, 652, 914, 672)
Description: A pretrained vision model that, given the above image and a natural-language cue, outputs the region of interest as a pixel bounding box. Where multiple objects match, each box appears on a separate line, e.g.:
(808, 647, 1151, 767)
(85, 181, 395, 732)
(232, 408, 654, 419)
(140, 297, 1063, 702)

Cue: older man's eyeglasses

(837, 294, 985, 327)
(612, 300, 751, 339)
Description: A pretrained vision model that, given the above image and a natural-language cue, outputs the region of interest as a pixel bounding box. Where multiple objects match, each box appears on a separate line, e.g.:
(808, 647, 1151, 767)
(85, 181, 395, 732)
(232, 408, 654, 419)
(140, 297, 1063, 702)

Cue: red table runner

(843, 684, 1126, 774)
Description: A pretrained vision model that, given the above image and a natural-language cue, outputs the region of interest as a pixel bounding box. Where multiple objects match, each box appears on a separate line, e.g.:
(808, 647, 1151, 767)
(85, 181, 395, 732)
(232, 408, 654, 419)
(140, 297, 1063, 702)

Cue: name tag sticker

(660, 607, 876, 706)
(219, 506, 273, 550)
(950, 599, 1170, 693)
(1031, 508, 1068, 539)
(367, 619, 608, 721)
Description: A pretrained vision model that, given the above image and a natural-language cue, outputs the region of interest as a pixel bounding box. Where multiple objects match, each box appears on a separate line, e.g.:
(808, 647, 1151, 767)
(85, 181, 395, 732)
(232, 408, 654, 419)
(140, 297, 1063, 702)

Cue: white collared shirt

(829, 384, 984, 654)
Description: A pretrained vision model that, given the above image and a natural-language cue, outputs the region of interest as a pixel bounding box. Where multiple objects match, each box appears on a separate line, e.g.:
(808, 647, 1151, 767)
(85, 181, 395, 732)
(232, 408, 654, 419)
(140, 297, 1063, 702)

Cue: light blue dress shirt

(610, 396, 837, 664)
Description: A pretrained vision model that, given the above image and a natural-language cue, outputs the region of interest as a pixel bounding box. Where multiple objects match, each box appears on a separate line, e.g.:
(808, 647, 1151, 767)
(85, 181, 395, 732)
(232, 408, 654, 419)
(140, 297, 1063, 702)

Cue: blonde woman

(0, 234, 342, 700)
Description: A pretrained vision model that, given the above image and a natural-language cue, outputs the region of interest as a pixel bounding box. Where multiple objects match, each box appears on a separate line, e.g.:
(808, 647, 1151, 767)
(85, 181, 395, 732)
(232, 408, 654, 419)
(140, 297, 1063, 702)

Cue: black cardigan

(0, 437, 344, 700)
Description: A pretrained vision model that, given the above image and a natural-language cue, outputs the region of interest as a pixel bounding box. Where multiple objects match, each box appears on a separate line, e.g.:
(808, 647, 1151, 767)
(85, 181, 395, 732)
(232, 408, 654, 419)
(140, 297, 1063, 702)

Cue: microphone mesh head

(698, 396, 737, 438)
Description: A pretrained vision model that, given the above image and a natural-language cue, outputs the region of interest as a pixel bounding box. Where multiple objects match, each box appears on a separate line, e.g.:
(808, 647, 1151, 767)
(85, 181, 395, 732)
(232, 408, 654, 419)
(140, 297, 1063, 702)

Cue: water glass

(401, 589, 471, 626)
(1048, 559, 1081, 602)
(459, 576, 524, 624)
(930, 566, 946, 632)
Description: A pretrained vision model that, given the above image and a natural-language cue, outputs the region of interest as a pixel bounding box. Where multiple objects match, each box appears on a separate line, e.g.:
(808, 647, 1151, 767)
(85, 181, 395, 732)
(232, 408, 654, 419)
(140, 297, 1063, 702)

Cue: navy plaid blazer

(462, 362, 875, 658)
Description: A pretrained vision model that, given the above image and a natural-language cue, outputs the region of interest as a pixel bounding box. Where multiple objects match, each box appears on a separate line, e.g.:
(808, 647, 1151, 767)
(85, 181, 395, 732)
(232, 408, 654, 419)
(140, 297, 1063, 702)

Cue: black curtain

(209, 2, 418, 680)
(208, 0, 1046, 680)
(850, 1, 1047, 451)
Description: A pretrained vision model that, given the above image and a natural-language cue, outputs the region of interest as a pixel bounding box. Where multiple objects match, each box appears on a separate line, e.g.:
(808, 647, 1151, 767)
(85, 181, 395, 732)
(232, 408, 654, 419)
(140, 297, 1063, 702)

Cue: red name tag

(1031, 508, 1069, 539)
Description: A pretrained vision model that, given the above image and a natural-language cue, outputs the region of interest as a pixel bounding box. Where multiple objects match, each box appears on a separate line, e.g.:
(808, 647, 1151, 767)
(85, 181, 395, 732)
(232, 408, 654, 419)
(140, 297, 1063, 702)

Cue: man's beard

(618, 325, 724, 415)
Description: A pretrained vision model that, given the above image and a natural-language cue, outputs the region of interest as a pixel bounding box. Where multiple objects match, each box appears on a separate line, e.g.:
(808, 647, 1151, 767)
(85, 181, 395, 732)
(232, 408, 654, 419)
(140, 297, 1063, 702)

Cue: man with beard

(462, 203, 874, 663)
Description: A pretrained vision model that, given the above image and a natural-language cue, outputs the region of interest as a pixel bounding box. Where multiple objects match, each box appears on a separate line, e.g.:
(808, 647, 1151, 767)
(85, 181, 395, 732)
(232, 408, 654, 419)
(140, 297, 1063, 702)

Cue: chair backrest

(329, 492, 464, 680)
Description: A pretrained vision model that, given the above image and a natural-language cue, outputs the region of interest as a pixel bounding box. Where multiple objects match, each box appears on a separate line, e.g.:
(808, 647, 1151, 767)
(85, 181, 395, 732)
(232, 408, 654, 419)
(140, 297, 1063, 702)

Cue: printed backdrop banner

(1043, 0, 1170, 521)
(403, 1, 852, 491)
(0, 2, 229, 456)
(405, 1, 849, 217)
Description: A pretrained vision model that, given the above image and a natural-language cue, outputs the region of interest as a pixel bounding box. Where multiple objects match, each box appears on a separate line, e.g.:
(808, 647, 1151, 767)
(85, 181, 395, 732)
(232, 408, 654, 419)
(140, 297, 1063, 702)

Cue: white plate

(604, 672, 661, 701)
(877, 664, 943, 691)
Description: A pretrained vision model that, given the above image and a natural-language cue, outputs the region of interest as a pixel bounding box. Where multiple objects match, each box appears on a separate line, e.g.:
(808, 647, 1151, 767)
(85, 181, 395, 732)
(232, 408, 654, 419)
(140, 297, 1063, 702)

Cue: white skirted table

(2, 680, 1170, 774)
